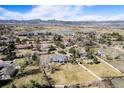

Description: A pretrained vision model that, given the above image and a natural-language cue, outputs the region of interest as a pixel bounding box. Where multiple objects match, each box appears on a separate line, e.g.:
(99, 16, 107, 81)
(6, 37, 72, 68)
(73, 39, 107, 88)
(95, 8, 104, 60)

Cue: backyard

(82, 59, 124, 78)
(3, 65, 44, 88)
(47, 63, 97, 85)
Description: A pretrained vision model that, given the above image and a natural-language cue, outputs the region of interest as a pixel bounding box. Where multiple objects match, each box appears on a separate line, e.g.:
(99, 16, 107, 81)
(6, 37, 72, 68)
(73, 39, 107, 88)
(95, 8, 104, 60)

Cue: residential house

(50, 54, 69, 63)
(79, 52, 87, 60)
(96, 49, 106, 57)
(0, 60, 18, 80)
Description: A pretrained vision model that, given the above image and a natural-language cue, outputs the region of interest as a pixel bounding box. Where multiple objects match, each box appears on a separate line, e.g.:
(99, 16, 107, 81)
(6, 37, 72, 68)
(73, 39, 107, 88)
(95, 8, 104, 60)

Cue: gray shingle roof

(51, 55, 68, 62)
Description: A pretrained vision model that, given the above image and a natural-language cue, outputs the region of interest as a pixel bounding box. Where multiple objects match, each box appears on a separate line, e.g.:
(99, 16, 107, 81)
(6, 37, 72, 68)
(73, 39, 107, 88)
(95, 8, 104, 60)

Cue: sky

(0, 5, 124, 21)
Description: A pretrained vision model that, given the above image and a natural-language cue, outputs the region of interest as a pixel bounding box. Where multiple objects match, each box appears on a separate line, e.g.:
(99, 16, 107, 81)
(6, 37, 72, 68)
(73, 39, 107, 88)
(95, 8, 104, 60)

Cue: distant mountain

(0, 19, 124, 27)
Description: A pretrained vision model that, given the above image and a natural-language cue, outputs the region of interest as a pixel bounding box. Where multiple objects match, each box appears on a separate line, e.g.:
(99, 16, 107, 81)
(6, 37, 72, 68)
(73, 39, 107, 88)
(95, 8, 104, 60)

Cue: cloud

(0, 5, 124, 21)
(0, 7, 23, 20)
(0, 16, 5, 20)
(23, 5, 85, 20)
(107, 14, 124, 21)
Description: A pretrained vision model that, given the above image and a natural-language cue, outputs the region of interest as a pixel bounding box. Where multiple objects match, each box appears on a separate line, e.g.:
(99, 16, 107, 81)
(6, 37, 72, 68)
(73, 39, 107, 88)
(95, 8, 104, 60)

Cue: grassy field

(16, 49, 32, 55)
(7, 73, 43, 87)
(15, 58, 26, 66)
(82, 60, 124, 78)
(47, 63, 97, 85)
(108, 60, 124, 74)
(4, 65, 44, 88)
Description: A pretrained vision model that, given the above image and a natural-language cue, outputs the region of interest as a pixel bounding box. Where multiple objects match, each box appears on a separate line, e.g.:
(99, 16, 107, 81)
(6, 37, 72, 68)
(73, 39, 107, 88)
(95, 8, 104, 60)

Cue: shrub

(54, 41, 65, 49)
(48, 45, 56, 51)
(58, 50, 67, 54)
(69, 47, 76, 55)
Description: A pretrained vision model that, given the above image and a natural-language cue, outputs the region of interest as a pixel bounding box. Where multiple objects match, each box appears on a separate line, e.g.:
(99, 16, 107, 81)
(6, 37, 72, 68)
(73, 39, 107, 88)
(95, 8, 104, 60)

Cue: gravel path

(78, 63, 102, 81)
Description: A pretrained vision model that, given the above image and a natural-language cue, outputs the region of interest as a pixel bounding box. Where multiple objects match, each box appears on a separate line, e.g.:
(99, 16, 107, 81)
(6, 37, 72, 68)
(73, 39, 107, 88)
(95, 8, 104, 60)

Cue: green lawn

(15, 58, 26, 66)
(16, 49, 32, 55)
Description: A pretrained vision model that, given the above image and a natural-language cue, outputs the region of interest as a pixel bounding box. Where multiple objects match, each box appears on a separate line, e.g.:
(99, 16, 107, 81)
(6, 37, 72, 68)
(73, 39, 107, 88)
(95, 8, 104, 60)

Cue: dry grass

(82, 60, 124, 78)
(4, 65, 43, 88)
(9, 73, 43, 87)
(16, 49, 32, 55)
(48, 63, 97, 85)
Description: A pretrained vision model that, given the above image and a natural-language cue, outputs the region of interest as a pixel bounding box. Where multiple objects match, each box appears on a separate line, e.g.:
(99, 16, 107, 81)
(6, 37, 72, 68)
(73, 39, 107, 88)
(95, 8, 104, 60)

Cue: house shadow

(0, 79, 12, 87)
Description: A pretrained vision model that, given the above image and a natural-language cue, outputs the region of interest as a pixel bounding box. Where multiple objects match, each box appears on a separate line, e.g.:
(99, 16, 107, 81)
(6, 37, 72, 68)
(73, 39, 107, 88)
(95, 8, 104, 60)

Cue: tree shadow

(17, 68, 41, 78)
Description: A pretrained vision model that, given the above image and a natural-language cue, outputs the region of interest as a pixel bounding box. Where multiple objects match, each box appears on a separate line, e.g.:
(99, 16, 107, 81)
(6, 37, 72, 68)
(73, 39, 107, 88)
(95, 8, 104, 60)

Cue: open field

(108, 61, 124, 74)
(82, 60, 124, 78)
(13, 25, 124, 35)
(102, 47, 124, 73)
(47, 63, 97, 85)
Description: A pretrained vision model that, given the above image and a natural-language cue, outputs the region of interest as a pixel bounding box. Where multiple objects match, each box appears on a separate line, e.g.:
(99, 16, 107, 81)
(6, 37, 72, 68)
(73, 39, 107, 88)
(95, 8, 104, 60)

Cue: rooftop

(50, 54, 68, 62)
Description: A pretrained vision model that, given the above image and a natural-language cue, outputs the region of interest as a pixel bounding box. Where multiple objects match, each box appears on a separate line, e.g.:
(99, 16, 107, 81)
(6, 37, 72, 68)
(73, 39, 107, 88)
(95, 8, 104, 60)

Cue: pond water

(52, 30, 78, 35)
